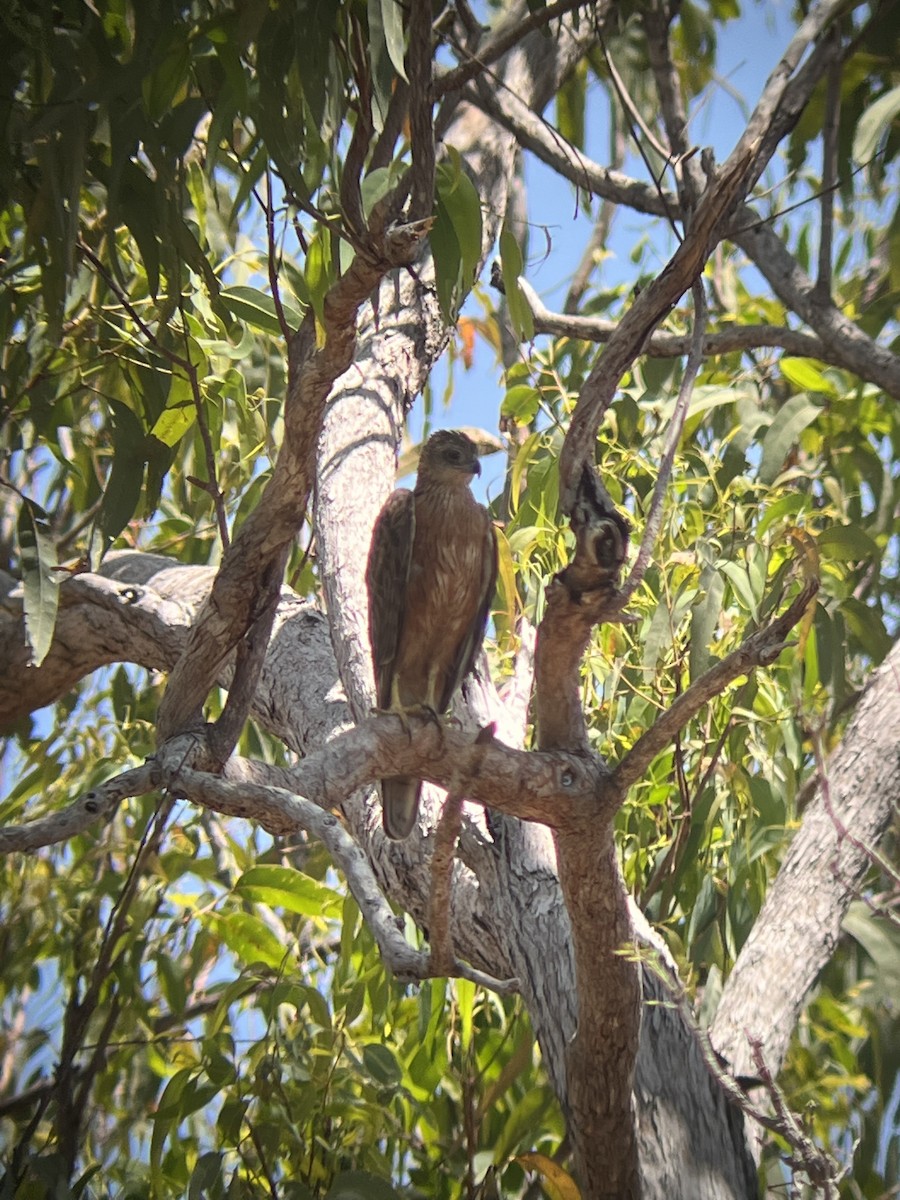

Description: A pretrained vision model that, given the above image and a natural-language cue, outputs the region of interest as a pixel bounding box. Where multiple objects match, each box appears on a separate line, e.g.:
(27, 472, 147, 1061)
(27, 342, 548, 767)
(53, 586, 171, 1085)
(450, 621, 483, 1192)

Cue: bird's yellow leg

(371, 677, 436, 739)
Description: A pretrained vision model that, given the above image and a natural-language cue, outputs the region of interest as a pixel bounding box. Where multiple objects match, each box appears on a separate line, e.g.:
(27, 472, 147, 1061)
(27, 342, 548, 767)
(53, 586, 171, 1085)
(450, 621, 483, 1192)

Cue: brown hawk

(365, 430, 498, 839)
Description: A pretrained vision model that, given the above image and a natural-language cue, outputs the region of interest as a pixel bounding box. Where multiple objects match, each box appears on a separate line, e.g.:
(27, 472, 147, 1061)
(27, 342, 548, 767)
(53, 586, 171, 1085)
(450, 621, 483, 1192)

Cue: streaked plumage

(366, 430, 498, 839)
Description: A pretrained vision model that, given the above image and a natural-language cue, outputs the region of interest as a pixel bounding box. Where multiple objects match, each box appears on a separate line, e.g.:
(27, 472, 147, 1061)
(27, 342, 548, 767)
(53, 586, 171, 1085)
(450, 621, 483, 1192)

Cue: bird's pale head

(417, 429, 481, 485)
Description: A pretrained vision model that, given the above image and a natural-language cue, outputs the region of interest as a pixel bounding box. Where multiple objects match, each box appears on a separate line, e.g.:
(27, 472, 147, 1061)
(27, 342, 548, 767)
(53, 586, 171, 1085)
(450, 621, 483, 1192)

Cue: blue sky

(413, 1, 798, 496)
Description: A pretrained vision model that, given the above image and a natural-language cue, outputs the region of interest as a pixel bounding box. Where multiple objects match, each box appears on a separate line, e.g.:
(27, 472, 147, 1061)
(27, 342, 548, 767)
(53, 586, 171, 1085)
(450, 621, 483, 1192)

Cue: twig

(815, 29, 841, 302)
(618, 279, 708, 605)
(748, 1039, 840, 1197)
(434, 0, 592, 99)
(564, 126, 626, 313)
(612, 580, 819, 793)
(260, 166, 292, 342)
(598, 25, 682, 238)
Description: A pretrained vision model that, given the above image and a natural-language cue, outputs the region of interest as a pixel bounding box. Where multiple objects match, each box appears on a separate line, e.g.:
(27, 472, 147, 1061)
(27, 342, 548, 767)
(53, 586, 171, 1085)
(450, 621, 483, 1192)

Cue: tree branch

(612, 580, 819, 794)
(519, 277, 844, 364)
(712, 636, 900, 1082)
(434, 0, 599, 99)
(0, 763, 159, 853)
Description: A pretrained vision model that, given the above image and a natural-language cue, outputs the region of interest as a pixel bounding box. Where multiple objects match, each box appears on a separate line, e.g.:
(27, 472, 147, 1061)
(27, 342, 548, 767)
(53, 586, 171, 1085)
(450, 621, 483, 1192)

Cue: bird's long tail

(380, 777, 422, 840)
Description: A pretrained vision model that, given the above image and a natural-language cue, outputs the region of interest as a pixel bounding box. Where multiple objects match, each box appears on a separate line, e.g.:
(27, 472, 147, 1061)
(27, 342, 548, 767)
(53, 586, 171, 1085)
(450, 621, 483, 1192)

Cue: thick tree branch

(155, 217, 432, 751)
(729, 207, 900, 398)
(712, 636, 900, 1082)
(0, 763, 159, 853)
(519, 277, 843, 364)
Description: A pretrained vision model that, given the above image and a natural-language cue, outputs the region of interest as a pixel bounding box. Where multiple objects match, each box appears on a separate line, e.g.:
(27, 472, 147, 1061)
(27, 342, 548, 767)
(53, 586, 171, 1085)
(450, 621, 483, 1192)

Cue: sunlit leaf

(500, 226, 535, 342)
(207, 912, 288, 971)
(219, 285, 304, 338)
(779, 357, 837, 396)
(517, 1151, 582, 1200)
(235, 865, 343, 918)
(852, 84, 900, 164)
(758, 394, 821, 484)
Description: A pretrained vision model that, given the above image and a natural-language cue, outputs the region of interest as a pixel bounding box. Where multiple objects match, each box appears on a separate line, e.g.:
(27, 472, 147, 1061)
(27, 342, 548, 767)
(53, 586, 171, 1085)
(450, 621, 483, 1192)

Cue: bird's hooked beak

(472, 459, 482, 477)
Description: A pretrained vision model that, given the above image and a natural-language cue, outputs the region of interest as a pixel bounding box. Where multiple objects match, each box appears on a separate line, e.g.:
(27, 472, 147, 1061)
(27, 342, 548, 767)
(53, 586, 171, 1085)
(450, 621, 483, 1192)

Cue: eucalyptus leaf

(17, 497, 60, 668)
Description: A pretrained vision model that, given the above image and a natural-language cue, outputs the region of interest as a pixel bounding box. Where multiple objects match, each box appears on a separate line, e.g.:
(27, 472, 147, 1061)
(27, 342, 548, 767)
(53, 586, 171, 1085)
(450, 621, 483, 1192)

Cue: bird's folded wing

(365, 489, 415, 710)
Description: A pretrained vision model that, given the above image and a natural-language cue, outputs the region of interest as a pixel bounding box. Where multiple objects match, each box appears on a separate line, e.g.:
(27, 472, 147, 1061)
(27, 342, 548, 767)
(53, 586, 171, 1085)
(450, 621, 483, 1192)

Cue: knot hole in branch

(560, 464, 630, 599)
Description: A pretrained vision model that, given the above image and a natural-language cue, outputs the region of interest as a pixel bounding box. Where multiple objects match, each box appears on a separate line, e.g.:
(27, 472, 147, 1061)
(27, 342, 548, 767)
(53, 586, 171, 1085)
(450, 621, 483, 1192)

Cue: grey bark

(2, 549, 761, 1197)
(712, 638, 900, 1081)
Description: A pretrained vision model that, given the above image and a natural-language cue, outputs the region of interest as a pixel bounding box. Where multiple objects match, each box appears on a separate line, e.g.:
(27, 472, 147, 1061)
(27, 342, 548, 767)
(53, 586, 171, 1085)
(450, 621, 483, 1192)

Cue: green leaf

(151, 1068, 192, 1187)
(219, 285, 303, 338)
(208, 912, 287, 971)
(689, 565, 724, 680)
(17, 497, 60, 668)
(501, 384, 541, 424)
(100, 400, 147, 546)
(234, 865, 343, 918)
(718, 560, 759, 620)
(843, 902, 900, 999)
(556, 59, 586, 148)
(500, 226, 535, 342)
(150, 401, 196, 448)
(362, 1042, 402, 1086)
(779, 357, 837, 396)
(816, 524, 880, 562)
(305, 229, 334, 330)
(436, 148, 483, 287)
(379, 0, 407, 82)
(456, 976, 475, 1052)
(430, 193, 463, 322)
(324, 1171, 401, 1200)
(852, 84, 900, 165)
(758, 394, 821, 485)
(142, 42, 191, 121)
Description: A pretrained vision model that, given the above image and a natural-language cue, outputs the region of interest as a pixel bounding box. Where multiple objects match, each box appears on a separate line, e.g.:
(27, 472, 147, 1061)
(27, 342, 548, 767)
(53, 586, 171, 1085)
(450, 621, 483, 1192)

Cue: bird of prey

(365, 430, 498, 839)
